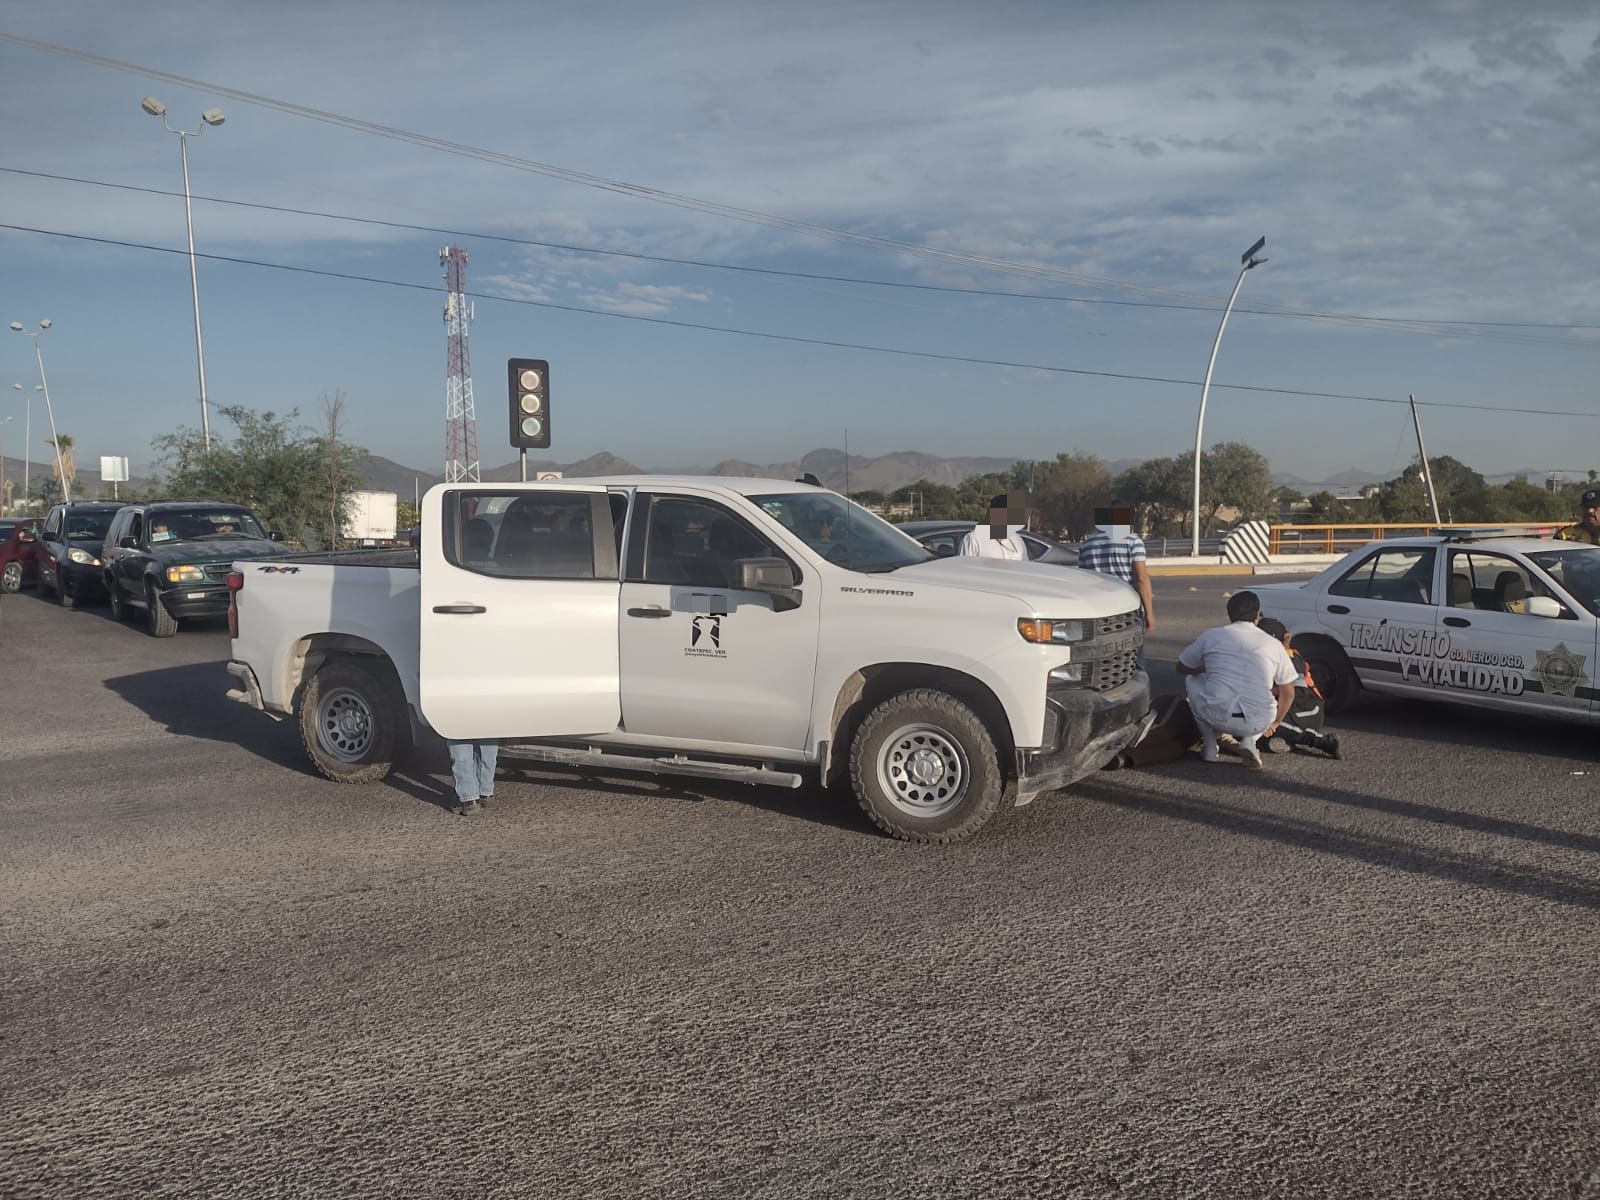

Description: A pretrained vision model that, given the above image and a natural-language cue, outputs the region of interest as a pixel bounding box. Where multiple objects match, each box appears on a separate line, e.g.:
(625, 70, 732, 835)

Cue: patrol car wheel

(849, 688, 1004, 843)
(299, 658, 406, 785)
(1295, 637, 1358, 716)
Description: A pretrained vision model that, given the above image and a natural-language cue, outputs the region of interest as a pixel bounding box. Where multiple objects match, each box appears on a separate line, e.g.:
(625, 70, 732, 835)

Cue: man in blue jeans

(447, 740, 498, 816)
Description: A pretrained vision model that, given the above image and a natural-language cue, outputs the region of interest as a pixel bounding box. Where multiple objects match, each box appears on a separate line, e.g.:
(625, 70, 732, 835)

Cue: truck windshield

(1528, 547, 1600, 617)
(754, 492, 933, 573)
(153, 510, 266, 542)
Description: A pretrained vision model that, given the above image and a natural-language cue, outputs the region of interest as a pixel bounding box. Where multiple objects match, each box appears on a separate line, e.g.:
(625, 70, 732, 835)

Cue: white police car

(1252, 535, 1600, 722)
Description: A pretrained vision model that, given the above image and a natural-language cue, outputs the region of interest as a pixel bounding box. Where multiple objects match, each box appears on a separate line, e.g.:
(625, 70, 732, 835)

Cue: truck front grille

(1096, 610, 1141, 637)
(1084, 645, 1140, 692)
(1077, 608, 1143, 692)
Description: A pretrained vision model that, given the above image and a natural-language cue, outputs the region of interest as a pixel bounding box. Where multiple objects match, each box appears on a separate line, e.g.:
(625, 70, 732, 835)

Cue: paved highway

(3, 576, 1598, 1197)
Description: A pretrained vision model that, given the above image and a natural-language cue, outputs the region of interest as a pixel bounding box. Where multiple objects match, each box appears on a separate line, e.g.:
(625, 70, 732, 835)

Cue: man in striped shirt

(1077, 504, 1156, 636)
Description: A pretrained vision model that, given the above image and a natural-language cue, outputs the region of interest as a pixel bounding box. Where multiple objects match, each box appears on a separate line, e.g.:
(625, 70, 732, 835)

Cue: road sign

(100, 456, 129, 483)
(536, 471, 563, 481)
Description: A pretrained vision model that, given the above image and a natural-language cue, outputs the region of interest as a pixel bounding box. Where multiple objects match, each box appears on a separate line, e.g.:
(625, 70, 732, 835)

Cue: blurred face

(1582, 499, 1600, 526)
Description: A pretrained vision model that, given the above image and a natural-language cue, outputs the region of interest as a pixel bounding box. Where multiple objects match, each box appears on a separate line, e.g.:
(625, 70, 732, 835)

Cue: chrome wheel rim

(876, 723, 969, 819)
(1, 563, 19, 590)
(317, 687, 375, 763)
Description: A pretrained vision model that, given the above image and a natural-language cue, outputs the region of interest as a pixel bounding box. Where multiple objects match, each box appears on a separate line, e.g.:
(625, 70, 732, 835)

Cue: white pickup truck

(225, 477, 1150, 842)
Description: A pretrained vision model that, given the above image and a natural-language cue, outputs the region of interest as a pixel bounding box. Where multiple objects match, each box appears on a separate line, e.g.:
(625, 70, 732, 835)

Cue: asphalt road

(3, 576, 1599, 1198)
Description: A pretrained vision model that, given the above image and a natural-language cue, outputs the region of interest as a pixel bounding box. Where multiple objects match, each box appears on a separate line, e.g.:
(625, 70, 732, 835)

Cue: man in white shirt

(1176, 590, 1298, 768)
(958, 494, 1027, 560)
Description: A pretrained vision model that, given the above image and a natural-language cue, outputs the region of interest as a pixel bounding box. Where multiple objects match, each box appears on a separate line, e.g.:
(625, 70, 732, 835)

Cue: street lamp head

(38, 319, 51, 329)
(7, 322, 21, 332)
(141, 96, 167, 117)
(201, 107, 225, 126)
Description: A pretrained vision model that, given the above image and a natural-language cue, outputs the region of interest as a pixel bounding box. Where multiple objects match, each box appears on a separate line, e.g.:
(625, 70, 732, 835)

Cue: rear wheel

(1, 562, 21, 593)
(849, 688, 1005, 843)
(146, 583, 178, 638)
(1295, 636, 1358, 715)
(299, 658, 406, 784)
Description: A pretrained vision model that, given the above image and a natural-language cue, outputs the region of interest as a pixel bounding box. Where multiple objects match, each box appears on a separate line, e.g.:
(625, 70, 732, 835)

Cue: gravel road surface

(3, 576, 1598, 1198)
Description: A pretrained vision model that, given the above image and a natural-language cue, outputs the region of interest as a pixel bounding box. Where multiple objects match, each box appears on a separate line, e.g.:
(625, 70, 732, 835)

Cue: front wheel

(1295, 637, 1359, 715)
(107, 576, 128, 621)
(57, 574, 78, 608)
(145, 583, 178, 637)
(849, 688, 1005, 843)
(299, 658, 406, 784)
(1, 562, 21, 593)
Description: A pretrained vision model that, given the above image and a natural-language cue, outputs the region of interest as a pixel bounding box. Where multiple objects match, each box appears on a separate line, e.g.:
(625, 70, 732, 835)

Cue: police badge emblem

(1533, 643, 1587, 697)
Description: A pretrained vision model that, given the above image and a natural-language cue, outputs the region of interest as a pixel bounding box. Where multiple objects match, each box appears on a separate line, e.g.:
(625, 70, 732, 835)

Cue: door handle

(1326, 604, 1350, 614)
(627, 606, 672, 618)
(432, 603, 486, 614)
(1442, 616, 1471, 628)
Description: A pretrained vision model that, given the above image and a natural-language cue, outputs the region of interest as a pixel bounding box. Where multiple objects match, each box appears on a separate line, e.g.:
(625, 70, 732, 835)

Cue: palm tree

(46, 434, 76, 491)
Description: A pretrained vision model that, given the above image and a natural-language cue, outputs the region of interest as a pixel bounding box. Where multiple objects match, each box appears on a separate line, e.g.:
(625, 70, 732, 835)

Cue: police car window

(640, 497, 786, 589)
(1328, 547, 1435, 604)
(445, 491, 598, 580)
(1528, 548, 1600, 618)
(1449, 551, 1547, 615)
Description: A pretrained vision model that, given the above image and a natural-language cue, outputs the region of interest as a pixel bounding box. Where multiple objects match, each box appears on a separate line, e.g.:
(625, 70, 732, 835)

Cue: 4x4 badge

(1533, 643, 1586, 697)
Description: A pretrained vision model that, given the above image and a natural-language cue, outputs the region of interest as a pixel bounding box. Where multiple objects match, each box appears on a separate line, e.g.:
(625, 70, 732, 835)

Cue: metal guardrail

(1145, 537, 1225, 558)
(1268, 522, 1559, 555)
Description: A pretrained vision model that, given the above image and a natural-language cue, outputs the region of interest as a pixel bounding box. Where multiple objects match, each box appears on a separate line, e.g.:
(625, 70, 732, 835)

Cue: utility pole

(1409, 394, 1442, 526)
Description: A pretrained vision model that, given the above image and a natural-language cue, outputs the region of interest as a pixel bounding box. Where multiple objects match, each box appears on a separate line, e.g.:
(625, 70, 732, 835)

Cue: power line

(5, 165, 1597, 354)
(6, 219, 1597, 422)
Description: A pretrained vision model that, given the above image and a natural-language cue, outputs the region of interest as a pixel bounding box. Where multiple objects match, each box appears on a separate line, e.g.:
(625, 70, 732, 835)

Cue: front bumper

(1015, 672, 1151, 802)
(160, 584, 231, 619)
(60, 560, 108, 597)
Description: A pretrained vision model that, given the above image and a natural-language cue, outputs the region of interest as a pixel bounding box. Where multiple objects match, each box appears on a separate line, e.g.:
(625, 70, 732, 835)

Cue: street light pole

(9, 322, 69, 503)
(0, 415, 12, 517)
(143, 97, 225, 452)
(11, 383, 38, 507)
(1191, 236, 1267, 556)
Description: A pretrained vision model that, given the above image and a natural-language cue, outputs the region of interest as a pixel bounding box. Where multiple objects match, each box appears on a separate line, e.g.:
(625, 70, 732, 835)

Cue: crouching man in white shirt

(1176, 590, 1298, 769)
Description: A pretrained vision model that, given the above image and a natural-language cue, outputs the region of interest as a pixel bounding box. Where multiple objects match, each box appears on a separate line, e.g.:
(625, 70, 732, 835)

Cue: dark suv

(103, 501, 289, 637)
(37, 501, 125, 607)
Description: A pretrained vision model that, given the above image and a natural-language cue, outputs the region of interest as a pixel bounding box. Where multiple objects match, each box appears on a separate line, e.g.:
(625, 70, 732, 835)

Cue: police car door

(617, 491, 820, 755)
(1318, 544, 1443, 698)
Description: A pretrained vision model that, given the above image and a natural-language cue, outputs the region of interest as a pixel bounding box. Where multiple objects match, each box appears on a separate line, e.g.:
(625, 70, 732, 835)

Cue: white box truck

(344, 490, 398, 545)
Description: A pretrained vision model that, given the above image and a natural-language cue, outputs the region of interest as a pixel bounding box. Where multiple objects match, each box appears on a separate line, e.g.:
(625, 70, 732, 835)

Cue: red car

(0, 516, 43, 592)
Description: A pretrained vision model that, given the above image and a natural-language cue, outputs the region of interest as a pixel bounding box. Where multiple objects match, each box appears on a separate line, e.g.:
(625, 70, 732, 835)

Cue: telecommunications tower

(441, 245, 480, 482)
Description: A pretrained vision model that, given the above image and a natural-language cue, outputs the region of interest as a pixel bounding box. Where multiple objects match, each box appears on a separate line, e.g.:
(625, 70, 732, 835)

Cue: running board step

(502, 743, 805, 789)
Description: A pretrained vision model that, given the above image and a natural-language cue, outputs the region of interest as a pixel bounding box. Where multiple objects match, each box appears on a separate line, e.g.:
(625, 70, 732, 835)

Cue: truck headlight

(67, 548, 101, 566)
(166, 564, 205, 584)
(1017, 618, 1088, 645)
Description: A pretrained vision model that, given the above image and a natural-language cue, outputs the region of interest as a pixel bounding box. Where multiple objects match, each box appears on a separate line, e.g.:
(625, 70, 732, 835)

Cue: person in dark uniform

(1255, 618, 1342, 759)
(1555, 489, 1600, 545)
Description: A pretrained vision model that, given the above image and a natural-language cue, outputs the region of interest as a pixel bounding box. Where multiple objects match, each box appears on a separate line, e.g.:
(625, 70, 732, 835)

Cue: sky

(2, 0, 1598, 487)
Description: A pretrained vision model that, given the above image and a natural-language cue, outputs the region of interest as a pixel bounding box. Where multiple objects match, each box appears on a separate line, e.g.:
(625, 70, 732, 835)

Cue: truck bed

(273, 548, 420, 568)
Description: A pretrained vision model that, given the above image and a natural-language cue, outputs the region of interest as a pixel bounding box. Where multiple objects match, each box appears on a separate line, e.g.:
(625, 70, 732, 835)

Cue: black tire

(107, 576, 128, 622)
(848, 688, 1005, 843)
(298, 658, 406, 784)
(36, 566, 54, 599)
(1295, 636, 1359, 716)
(145, 582, 178, 638)
(57, 573, 78, 608)
(1, 562, 21, 593)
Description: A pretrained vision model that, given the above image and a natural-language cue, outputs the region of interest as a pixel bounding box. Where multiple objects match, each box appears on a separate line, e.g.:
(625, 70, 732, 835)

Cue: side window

(634, 496, 788, 589)
(44, 509, 62, 539)
(1328, 547, 1436, 605)
(1022, 534, 1048, 561)
(443, 490, 607, 580)
(127, 512, 144, 546)
(1451, 551, 1551, 616)
(609, 492, 629, 561)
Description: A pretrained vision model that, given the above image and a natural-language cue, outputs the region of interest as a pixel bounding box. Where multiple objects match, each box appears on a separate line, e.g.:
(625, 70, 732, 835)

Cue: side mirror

(1526, 595, 1562, 619)
(267, 531, 284, 542)
(119, 535, 139, 549)
(18, 532, 34, 544)
(738, 557, 802, 611)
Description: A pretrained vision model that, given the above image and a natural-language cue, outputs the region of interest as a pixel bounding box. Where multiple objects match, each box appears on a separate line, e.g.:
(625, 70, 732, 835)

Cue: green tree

(889, 479, 962, 520)
(153, 404, 367, 548)
(396, 499, 420, 532)
(1200, 441, 1274, 529)
(1115, 455, 1189, 536)
(1377, 456, 1490, 523)
(1032, 451, 1111, 539)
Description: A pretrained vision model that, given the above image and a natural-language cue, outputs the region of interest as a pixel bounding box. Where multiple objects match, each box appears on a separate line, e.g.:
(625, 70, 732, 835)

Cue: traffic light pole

(520, 449, 528, 482)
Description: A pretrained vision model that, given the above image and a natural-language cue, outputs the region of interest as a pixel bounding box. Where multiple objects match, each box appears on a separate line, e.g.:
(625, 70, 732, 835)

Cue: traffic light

(508, 358, 550, 449)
